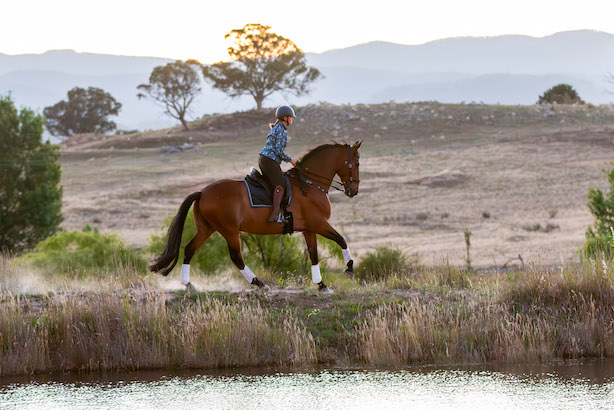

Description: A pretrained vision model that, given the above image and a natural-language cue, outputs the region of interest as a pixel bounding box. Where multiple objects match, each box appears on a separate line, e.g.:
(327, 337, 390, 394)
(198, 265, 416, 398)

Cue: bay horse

(149, 141, 362, 292)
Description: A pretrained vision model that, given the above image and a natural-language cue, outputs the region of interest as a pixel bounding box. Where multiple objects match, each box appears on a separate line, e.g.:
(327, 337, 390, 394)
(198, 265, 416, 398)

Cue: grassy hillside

(60, 102, 614, 268)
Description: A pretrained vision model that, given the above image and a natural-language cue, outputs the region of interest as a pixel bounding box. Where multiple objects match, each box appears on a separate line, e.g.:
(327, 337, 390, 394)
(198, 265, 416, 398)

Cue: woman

(259, 105, 298, 223)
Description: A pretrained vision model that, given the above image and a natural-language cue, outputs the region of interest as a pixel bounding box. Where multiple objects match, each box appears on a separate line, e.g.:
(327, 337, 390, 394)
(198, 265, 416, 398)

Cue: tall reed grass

(0, 291, 316, 375)
(353, 258, 614, 365)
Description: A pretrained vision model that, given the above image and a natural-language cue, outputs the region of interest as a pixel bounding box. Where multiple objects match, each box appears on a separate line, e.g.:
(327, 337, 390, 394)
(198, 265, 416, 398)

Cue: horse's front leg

(317, 223, 355, 280)
(303, 231, 333, 293)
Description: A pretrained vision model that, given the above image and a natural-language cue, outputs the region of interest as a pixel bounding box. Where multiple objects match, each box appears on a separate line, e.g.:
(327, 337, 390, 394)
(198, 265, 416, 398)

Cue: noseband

(341, 145, 360, 190)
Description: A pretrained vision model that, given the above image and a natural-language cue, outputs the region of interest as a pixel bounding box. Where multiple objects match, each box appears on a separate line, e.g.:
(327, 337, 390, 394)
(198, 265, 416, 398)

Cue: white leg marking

(180, 264, 190, 285)
(311, 264, 322, 284)
(240, 266, 256, 283)
(342, 248, 353, 264)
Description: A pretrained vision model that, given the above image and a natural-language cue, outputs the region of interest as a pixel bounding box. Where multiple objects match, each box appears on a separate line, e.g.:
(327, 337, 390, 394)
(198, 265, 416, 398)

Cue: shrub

(18, 226, 146, 276)
(582, 166, 614, 259)
(355, 247, 410, 281)
(537, 83, 584, 105)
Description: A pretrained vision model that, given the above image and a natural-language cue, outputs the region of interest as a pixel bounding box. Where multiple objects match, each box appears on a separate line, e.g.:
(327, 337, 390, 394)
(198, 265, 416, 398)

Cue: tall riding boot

(269, 185, 284, 223)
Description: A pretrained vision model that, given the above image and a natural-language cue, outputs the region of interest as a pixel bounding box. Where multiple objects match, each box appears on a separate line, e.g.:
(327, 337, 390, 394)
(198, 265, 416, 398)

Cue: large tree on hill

(202, 24, 322, 110)
(137, 60, 202, 130)
(44, 87, 122, 137)
(1, 95, 63, 254)
(537, 83, 584, 105)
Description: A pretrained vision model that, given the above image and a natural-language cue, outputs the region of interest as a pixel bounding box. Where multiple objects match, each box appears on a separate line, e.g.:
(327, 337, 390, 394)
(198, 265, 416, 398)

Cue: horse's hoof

(344, 270, 354, 280)
(318, 282, 334, 294)
(251, 278, 270, 291)
(185, 282, 195, 293)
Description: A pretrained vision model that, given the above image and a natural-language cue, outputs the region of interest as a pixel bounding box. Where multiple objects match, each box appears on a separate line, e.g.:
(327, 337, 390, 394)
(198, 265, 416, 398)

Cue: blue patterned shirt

(259, 122, 292, 163)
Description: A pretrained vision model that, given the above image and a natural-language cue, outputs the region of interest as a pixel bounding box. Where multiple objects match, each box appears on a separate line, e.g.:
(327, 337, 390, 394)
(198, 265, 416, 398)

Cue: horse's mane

(288, 142, 347, 195)
(297, 142, 347, 165)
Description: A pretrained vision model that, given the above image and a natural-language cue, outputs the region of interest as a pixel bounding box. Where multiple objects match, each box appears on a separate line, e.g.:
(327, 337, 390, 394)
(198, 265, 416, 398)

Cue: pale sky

(3, 0, 613, 63)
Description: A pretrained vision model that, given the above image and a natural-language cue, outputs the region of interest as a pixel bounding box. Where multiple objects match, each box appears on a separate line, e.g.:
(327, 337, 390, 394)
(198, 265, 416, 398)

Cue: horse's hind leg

(221, 231, 269, 290)
(303, 231, 333, 293)
(180, 208, 215, 289)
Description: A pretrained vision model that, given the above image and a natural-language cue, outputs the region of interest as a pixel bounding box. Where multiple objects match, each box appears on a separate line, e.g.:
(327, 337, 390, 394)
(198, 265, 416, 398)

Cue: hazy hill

(306, 30, 614, 75)
(1, 30, 613, 131)
(0, 49, 172, 76)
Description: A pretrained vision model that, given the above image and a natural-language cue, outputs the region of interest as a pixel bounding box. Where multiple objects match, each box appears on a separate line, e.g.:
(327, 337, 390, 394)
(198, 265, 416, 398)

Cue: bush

(582, 166, 614, 260)
(537, 83, 584, 105)
(18, 226, 146, 276)
(355, 247, 410, 281)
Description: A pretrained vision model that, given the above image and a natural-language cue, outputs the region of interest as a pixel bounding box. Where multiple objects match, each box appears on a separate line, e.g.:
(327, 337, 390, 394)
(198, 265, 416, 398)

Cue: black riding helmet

(276, 105, 296, 119)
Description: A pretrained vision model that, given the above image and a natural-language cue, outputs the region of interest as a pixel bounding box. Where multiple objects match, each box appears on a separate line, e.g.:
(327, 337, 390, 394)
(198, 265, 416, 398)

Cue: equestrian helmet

(276, 105, 296, 119)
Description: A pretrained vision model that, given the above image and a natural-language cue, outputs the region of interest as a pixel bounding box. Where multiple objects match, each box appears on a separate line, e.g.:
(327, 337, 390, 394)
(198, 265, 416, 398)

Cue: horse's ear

(355, 140, 363, 149)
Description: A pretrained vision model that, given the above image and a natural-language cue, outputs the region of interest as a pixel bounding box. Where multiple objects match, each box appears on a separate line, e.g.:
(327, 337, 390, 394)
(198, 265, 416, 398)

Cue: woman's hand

(290, 158, 298, 166)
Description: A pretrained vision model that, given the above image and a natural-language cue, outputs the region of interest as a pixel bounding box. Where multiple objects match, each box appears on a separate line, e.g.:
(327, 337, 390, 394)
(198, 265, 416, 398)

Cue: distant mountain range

(1, 30, 613, 131)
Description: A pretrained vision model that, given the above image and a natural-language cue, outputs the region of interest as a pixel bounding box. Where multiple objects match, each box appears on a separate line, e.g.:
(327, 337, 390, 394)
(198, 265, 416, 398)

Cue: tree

(582, 166, 614, 259)
(537, 83, 584, 105)
(202, 24, 322, 110)
(0, 95, 63, 254)
(44, 87, 122, 137)
(137, 60, 201, 130)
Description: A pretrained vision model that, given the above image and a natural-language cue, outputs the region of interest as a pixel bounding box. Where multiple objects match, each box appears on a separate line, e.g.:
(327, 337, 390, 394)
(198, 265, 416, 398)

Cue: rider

(259, 105, 298, 223)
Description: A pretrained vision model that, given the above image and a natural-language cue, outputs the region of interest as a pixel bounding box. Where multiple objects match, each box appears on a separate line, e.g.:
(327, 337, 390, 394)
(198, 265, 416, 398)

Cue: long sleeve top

(259, 122, 292, 163)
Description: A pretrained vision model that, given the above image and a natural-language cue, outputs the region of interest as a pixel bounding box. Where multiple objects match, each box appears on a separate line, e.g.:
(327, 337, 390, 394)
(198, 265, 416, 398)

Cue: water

(1, 361, 614, 409)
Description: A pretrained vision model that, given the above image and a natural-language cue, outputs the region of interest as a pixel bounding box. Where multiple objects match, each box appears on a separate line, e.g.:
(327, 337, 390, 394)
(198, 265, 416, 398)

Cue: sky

(3, 0, 613, 63)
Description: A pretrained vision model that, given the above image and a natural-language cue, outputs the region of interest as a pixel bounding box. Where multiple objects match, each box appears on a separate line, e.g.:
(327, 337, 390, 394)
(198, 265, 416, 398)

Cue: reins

(293, 145, 360, 194)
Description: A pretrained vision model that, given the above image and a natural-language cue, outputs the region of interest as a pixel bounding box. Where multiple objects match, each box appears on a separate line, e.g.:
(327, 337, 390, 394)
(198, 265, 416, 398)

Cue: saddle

(244, 168, 294, 234)
(244, 168, 292, 208)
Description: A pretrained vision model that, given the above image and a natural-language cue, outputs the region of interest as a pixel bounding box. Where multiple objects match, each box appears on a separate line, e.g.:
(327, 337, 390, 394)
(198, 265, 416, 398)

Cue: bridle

(296, 145, 360, 195)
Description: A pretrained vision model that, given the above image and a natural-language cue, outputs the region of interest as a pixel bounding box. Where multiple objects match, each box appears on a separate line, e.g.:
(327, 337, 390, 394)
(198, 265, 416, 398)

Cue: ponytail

(269, 118, 281, 129)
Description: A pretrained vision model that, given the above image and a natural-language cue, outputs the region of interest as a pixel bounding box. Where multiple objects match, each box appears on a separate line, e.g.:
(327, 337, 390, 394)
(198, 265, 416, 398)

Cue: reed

(353, 259, 614, 365)
(0, 290, 316, 376)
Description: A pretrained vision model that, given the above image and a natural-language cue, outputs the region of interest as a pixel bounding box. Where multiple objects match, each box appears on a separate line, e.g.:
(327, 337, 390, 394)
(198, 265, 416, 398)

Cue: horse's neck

(301, 149, 339, 192)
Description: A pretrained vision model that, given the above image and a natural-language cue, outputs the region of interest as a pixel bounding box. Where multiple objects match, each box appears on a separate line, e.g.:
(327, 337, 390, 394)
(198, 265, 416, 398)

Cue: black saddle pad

(244, 168, 292, 208)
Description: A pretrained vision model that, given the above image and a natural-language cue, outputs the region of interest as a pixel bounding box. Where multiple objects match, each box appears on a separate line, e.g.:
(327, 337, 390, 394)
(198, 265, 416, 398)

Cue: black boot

(269, 185, 284, 223)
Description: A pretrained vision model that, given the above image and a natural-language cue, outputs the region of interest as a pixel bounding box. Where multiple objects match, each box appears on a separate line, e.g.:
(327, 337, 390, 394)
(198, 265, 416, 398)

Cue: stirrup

(269, 212, 286, 224)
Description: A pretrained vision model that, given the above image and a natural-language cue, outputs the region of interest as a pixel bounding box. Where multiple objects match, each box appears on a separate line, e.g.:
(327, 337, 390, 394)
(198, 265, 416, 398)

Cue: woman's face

(286, 116, 294, 126)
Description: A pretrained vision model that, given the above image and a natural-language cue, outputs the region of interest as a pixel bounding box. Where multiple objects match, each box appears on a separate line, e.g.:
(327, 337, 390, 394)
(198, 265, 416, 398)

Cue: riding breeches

(259, 154, 284, 189)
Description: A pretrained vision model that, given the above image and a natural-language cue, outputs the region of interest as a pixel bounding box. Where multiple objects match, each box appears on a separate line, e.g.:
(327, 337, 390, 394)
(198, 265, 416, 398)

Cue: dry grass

(0, 291, 316, 375)
(0, 255, 316, 375)
(353, 258, 614, 365)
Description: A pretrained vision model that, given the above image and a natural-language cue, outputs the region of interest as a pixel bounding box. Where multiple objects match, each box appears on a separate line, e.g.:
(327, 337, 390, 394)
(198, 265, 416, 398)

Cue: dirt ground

(60, 102, 614, 268)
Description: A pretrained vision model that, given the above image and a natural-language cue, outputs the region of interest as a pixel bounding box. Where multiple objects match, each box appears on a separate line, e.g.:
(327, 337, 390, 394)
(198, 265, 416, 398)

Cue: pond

(1, 360, 613, 409)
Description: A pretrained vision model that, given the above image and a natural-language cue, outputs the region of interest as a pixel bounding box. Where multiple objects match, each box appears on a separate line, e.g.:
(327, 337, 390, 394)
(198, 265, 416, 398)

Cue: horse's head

(336, 141, 362, 198)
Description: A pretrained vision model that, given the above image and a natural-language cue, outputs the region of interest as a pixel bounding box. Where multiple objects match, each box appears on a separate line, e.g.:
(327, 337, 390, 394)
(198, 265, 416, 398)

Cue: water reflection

(1, 361, 614, 409)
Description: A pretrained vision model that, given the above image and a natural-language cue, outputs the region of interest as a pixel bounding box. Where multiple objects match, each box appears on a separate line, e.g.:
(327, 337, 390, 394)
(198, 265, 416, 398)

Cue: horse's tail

(149, 191, 201, 276)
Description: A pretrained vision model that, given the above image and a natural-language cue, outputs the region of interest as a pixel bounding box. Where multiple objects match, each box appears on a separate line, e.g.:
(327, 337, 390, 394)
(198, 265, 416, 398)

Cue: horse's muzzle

(345, 184, 359, 197)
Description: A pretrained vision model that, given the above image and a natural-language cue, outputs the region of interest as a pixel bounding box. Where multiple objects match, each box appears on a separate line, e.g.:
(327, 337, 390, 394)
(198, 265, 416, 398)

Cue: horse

(149, 141, 362, 292)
